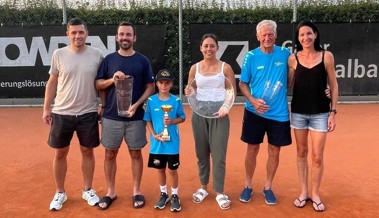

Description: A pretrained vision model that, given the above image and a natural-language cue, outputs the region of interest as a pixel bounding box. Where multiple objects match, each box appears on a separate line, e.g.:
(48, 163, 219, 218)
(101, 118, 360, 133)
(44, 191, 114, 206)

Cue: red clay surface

(1, 104, 379, 218)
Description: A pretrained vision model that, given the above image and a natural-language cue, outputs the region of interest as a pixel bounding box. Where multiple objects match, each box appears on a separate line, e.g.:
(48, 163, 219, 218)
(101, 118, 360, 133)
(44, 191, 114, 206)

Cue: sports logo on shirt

(275, 62, 284, 67)
(153, 159, 160, 166)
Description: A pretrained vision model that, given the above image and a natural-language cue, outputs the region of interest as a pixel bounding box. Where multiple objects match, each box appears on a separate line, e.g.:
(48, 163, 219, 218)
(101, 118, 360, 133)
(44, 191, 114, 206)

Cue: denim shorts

(100, 118, 147, 150)
(290, 112, 329, 132)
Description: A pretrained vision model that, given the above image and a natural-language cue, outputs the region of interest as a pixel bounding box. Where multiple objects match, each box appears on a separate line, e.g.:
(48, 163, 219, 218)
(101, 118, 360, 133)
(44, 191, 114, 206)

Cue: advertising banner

(190, 23, 379, 95)
(0, 24, 167, 98)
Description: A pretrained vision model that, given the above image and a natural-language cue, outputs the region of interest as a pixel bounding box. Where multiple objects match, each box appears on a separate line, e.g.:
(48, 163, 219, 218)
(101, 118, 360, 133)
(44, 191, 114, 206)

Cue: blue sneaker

(239, 187, 253, 203)
(263, 189, 277, 205)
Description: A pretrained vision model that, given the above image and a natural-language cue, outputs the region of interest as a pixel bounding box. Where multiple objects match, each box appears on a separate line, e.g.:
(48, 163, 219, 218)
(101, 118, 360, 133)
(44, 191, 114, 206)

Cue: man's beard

(118, 40, 133, 50)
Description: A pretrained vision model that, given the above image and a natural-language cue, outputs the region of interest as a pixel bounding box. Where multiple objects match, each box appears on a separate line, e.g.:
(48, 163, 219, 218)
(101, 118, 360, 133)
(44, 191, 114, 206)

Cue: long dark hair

(295, 20, 323, 52)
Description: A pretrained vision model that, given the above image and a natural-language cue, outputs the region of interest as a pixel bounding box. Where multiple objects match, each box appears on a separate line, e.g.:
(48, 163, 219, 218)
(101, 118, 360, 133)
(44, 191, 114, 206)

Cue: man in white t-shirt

(42, 17, 104, 211)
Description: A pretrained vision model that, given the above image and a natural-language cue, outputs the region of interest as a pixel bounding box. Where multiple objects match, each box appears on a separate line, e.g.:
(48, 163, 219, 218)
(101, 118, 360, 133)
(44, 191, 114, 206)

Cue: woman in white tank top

(185, 33, 237, 210)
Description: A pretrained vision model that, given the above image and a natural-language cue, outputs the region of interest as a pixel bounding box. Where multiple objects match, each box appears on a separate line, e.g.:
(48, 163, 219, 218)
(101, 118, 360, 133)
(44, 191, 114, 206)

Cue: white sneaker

(82, 188, 100, 206)
(49, 192, 67, 211)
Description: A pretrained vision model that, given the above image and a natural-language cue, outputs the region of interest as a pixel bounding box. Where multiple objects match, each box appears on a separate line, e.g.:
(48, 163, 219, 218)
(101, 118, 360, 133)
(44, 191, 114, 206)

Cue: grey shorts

(100, 118, 147, 150)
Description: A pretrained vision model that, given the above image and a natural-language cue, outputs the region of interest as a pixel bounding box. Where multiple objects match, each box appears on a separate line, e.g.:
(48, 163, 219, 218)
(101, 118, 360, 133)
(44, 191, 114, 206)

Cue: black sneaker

(154, 192, 169, 209)
(170, 194, 182, 212)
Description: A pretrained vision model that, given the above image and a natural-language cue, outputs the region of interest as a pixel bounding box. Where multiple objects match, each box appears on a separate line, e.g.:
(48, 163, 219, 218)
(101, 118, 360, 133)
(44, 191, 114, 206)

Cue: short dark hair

(67, 17, 87, 31)
(117, 21, 136, 35)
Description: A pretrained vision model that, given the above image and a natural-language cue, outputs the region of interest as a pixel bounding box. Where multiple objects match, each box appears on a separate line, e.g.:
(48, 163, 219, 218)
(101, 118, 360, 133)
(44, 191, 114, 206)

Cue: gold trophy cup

(161, 105, 172, 141)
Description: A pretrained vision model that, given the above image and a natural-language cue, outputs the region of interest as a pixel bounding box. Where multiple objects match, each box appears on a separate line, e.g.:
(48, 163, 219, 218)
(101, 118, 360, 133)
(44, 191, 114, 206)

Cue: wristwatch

(329, 109, 337, 114)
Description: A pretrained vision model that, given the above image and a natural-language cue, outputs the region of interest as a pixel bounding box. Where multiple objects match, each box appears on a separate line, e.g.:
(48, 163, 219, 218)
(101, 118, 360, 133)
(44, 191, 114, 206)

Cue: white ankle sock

(171, 187, 178, 195)
(160, 185, 167, 194)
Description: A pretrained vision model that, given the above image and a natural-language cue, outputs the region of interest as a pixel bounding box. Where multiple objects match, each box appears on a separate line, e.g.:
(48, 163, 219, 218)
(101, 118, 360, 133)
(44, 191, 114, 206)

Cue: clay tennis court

(1, 104, 378, 218)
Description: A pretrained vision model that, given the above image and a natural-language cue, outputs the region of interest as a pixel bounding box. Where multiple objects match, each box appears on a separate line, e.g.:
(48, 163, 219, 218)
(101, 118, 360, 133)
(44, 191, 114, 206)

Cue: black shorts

(48, 112, 100, 148)
(148, 154, 180, 170)
(241, 109, 291, 146)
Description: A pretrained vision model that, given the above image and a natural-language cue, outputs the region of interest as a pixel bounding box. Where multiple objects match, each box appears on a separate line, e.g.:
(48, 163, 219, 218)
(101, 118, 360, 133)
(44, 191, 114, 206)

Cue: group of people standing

(42, 17, 338, 213)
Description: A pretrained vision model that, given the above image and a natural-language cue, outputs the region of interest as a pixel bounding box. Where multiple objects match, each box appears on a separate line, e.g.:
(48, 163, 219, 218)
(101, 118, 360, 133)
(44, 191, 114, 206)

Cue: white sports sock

(171, 187, 178, 195)
(160, 185, 167, 194)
